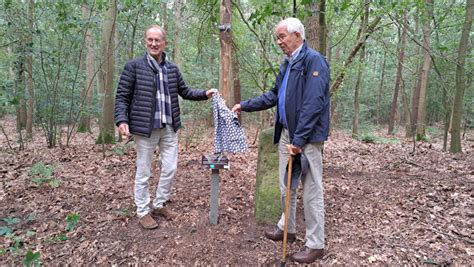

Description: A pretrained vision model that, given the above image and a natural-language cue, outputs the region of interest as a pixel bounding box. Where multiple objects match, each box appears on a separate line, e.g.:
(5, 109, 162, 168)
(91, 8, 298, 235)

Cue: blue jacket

(240, 42, 330, 148)
(114, 53, 208, 137)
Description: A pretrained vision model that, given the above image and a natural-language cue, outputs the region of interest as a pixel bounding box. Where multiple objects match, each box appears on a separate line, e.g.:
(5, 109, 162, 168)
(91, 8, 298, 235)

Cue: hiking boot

(151, 207, 177, 221)
(139, 214, 158, 229)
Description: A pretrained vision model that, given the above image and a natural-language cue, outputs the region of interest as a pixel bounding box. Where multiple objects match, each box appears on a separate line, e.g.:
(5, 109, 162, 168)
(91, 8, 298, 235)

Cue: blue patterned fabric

(212, 92, 248, 153)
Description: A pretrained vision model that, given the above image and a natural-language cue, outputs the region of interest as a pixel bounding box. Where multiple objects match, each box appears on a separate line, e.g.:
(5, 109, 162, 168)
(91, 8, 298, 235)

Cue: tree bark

(305, 0, 326, 56)
(450, 0, 473, 153)
(78, 4, 95, 133)
(25, 0, 35, 139)
(415, 0, 434, 140)
(172, 0, 183, 66)
(219, 0, 233, 106)
(388, 14, 407, 134)
(351, 0, 368, 138)
(376, 51, 386, 125)
(97, 0, 117, 144)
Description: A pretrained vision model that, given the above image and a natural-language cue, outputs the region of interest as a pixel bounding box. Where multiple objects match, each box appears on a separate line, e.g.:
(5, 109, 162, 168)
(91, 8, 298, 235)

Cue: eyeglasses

(146, 38, 165, 45)
(274, 32, 297, 42)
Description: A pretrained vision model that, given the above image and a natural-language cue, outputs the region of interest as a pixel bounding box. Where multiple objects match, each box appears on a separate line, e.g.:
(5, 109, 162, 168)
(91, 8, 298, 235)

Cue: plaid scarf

(147, 53, 172, 129)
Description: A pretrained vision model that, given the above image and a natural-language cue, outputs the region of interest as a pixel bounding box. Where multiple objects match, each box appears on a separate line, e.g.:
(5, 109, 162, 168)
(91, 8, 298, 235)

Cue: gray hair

(277, 17, 305, 40)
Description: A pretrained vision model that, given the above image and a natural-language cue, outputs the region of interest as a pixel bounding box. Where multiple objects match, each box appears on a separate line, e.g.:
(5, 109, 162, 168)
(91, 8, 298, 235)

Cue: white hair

(278, 17, 305, 40)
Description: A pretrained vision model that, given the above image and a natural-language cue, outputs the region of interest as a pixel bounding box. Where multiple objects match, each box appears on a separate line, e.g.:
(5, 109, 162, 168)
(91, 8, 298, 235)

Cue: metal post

(210, 169, 220, 224)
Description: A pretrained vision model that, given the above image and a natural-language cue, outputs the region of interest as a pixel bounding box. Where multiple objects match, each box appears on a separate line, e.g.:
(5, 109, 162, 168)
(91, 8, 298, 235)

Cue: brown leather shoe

(291, 246, 324, 263)
(139, 214, 158, 229)
(264, 226, 296, 243)
(151, 207, 177, 221)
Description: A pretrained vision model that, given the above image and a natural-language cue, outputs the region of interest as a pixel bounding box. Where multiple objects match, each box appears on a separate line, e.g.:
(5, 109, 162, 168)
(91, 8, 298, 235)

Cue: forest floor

(0, 115, 473, 265)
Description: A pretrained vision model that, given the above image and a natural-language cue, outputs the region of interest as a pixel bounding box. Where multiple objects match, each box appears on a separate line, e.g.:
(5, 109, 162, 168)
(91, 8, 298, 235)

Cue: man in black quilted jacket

(115, 25, 216, 229)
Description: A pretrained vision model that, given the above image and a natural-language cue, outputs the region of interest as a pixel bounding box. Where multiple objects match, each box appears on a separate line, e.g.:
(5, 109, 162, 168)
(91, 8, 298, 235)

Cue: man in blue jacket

(115, 25, 216, 230)
(232, 17, 330, 263)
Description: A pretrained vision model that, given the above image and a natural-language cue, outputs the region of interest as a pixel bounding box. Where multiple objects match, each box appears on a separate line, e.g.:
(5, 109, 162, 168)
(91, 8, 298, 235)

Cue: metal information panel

(202, 154, 229, 224)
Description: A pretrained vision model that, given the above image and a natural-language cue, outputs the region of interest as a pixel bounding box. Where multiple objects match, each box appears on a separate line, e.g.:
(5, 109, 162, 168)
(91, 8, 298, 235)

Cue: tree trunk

(128, 7, 141, 60)
(97, 0, 117, 144)
(305, 0, 327, 56)
(351, 0, 368, 138)
(450, 0, 473, 153)
(415, 0, 434, 140)
(376, 51, 386, 125)
(25, 0, 35, 139)
(388, 14, 407, 135)
(78, 4, 95, 133)
(219, 0, 233, 106)
(172, 0, 183, 66)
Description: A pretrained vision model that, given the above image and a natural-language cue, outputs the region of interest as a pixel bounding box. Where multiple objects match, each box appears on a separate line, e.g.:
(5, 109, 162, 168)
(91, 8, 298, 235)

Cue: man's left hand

(206, 88, 218, 98)
(287, 144, 302, 155)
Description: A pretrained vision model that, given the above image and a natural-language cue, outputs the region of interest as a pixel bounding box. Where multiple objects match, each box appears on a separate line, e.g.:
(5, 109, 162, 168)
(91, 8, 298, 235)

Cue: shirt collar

(286, 43, 304, 63)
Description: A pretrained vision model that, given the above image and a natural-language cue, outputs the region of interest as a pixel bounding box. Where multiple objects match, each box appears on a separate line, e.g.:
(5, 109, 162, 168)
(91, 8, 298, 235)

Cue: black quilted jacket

(114, 53, 208, 137)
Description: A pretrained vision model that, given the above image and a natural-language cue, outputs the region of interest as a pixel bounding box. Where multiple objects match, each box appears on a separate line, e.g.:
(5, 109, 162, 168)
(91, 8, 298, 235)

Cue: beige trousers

(276, 129, 325, 249)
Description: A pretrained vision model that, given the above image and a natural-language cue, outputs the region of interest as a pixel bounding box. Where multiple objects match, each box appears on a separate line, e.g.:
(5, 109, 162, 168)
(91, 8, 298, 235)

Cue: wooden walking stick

(280, 155, 293, 267)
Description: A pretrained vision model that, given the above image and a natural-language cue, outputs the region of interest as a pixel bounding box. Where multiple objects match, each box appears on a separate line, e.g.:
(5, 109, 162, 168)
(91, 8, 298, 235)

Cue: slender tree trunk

(351, 0, 368, 138)
(219, 0, 233, 105)
(128, 7, 141, 60)
(97, 0, 117, 144)
(450, 0, 473, 153)
(25, 0, 35, 139)
(352, 67, 362, 138)
(232, 42, 241, 116)
(377, 51, 386, 125)
(78, 4, 95, 133)
(172, 0, 183, 66)
(415, 0, 434, 140)
(388, 14, 407, 134)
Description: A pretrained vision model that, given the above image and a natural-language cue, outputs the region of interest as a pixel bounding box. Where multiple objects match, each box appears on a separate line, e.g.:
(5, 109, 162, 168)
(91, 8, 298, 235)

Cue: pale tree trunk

(172, 0, 183, 66)
(25, 0, 35, 139)
(450, 0, 473, 153)
(415, 0, 434, 140)
(97, 0, 117, 144)
(78, 4, 95, 133)
(388, 14, 407, 134)
(351, 0, 369, 138)
(376, 51, 386, 125)
(219, 0, 233, 106)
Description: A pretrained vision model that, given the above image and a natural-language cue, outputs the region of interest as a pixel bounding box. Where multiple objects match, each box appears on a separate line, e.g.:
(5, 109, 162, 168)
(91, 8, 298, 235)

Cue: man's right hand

(232, 104, 241, 113)
(118, 123, 130, 140)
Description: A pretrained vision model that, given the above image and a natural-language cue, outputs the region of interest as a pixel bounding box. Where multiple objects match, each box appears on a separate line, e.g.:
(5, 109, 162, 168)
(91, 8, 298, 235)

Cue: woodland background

(0, 0, 473, 265)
